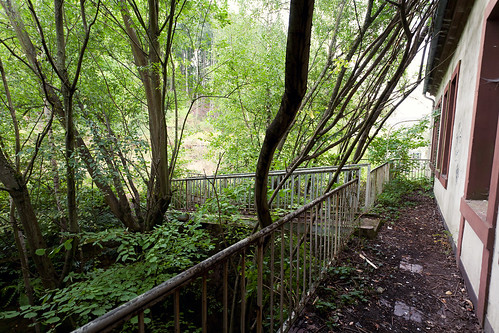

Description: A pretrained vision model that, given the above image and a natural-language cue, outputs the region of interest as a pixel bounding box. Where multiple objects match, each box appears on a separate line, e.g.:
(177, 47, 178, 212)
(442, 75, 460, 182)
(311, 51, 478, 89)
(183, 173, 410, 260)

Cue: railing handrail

(73, 178, 359, 333)
(370, 161, 391, 174)
(173, 164, 368, 182)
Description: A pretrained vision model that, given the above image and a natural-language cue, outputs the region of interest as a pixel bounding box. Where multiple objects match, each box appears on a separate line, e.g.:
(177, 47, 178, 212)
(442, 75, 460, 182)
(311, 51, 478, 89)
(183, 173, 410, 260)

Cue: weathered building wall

(430, 1, 499, 331)
(433, 0, 486, 245)
(486, 221, 499, 332)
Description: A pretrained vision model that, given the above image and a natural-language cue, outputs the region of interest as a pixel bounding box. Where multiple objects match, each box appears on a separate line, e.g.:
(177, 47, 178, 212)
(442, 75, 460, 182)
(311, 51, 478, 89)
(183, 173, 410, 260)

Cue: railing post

(202, 275, 207, 333)
(365, 164, 371, 211)
(174, 290, 180, 333)
(223, 261, 228, 333)
(256, 239, 264, 333)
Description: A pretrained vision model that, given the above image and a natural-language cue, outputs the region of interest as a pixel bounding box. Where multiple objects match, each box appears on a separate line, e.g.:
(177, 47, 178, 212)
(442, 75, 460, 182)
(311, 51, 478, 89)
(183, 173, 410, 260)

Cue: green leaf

(24, 312, 37, 319)
(0, 311, 20, 319)
(35, 248, 46, 256)
(91, 308, 106, 316)
(64, 239, 73, 250)
(45, 316, 61, 324)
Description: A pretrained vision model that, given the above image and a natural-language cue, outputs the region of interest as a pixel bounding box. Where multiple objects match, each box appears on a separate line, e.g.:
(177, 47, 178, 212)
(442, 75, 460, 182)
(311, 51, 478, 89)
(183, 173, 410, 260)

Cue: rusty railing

(73, 179, 361, 333)
(171, 164, 368, 213)
(392, 158, 431, 180)
(365, 162, 391, 209)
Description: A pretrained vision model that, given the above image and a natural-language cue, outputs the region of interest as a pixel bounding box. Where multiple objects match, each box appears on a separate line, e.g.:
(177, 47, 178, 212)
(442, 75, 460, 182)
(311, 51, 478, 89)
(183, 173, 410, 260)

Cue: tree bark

(119, 0, 175, 229)
(255, 0, 315, 229)
(54, 0, 80, 281)
(0, 149, 58, 289)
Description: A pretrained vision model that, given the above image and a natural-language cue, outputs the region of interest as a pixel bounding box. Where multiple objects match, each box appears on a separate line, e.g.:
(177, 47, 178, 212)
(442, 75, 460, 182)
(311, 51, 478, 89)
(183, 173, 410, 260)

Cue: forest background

(0, 0, 433, 331)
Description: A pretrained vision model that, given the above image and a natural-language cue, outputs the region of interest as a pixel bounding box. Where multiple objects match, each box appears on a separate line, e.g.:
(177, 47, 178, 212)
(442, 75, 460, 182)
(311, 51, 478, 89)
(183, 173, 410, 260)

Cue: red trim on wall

(477, 246, 493, 322)
(458, 0, 499, 325)
(460, 199, 494, 247)
(457, 216, 465, 259)
(436, 63, 460, 189)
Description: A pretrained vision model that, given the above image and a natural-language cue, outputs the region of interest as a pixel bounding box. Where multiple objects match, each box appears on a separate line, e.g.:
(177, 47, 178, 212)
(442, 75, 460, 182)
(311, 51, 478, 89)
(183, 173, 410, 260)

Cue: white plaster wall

(432, 0, 488, 245)
(431, 1, 499, 331)
(485, 216, 499, 333)
(460, 221, 484, 296)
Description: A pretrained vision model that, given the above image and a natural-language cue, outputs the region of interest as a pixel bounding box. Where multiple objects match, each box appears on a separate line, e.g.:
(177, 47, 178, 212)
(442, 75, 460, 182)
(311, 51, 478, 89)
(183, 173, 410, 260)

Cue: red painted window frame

(435, 62, 460, 188)
(430, 101, 441, 172)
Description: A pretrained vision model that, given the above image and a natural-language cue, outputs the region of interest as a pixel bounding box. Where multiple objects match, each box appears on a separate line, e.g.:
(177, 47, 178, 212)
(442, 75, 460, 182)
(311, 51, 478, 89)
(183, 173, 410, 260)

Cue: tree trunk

(9, 202, 41, 333)
(54, 0, 79, 280)
(0, 149, 58, 289)
(255, 0, 315, 229)
(120, 0, 174, 230)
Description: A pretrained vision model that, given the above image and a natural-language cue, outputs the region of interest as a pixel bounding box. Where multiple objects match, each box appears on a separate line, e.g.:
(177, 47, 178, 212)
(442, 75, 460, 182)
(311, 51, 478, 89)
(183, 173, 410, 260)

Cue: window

(430, 101, 441, 171)
(464, 14, 499, 201)
(435, 62, 460, 188)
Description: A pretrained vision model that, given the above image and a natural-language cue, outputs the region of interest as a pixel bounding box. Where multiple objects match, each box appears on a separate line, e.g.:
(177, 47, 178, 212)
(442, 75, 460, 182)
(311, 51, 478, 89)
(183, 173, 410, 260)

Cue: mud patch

(291, 190, 482, 332)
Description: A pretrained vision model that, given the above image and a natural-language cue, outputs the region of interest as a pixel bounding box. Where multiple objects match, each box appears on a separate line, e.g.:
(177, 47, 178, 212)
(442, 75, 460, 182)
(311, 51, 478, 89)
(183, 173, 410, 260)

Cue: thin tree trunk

(119, 0, 175, 229)
(54, 0, 79, 281)
(0, 149, 58, 288)
(255, 0, 315, 229)
(9, 202, 41, 333)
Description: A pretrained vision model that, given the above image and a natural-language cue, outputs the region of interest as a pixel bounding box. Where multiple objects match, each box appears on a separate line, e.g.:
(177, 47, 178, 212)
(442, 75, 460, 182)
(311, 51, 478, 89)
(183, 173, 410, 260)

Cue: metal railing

(392, 158, 431, 180)
(365, 162, 391, 209)
(171, 164, 368, 213)
(74, 179, 361, 333)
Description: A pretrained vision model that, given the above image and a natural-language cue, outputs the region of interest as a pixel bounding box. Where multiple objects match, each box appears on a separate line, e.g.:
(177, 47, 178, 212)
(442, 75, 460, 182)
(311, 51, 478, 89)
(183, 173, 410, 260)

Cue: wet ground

(290, 191, 482, 332)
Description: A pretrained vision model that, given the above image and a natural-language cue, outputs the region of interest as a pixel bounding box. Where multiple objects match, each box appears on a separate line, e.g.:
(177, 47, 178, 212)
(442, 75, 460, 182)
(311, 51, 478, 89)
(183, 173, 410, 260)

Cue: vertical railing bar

(271, 175, 276, 208)
(270, 232, 275, 332)
(335, 195, 339, 256)
(315, 173, 319, 202)
(281, 178, 289, 209)
(324, 196, 329, 263)
(280, 226, 285, 332)
(202, 274, 208, 333)
(186, 180, 189, 209)
(319, 198, 328, 274)
(328, 195, 333, 260)
(298, 175, 302, 207)
(314, 199, 319, 279)
(223, 261, 228, 333)
(327, 195, 331, 264)
(257, 239, 264, 333)
(308, 203, 313, 293)
(138, 311, 145, 333)
(289, 220, 294, 311)
(296, 216, 300, 303)
(302, 211, 307, 300)
(339, 191, 344, 249)
(241, 250, 246, 333)
(326, 197, 330, 265)
(174, 289, 180, 333)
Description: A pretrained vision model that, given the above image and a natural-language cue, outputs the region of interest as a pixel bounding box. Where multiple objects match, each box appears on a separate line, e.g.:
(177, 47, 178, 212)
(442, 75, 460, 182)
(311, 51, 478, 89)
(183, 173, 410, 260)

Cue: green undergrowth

(372, 176, 433, 220)
(313, 263, 373, 329)
(0, 216, 215, 332)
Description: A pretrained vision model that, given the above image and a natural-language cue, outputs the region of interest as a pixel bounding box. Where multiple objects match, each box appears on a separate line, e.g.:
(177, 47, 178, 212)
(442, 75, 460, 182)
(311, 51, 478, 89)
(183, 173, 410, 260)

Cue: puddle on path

(399, 260, 423, 274)
(394, 301, 424, 323)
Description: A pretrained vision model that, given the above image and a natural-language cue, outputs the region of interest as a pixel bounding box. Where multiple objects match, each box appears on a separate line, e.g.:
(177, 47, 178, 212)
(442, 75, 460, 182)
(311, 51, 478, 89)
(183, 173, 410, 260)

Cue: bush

(0, 216, 215, 332)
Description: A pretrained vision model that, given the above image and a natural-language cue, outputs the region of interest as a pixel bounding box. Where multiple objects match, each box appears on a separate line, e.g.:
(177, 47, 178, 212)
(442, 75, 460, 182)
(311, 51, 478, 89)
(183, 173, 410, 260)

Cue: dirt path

(291, 190, 482, 332)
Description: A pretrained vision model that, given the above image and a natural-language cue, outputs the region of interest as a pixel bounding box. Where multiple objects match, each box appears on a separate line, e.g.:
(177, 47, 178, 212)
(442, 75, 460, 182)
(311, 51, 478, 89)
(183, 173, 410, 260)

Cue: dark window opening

(465, 16, 499, 200)
(435, 62, 460, 188)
